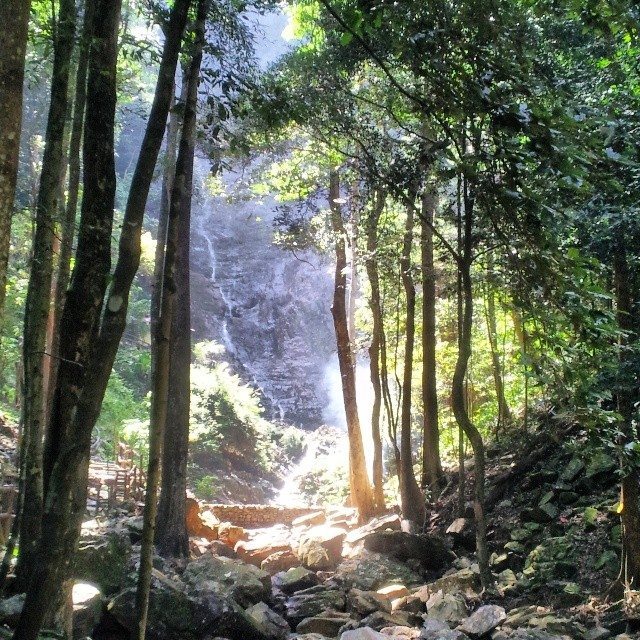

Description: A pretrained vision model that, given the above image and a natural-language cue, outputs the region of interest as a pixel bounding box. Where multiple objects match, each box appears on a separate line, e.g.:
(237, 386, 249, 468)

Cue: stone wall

(206, 504, 320, 528)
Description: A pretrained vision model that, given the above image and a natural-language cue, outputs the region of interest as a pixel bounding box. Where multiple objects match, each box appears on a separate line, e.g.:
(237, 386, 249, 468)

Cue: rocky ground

(0, 421, 633, 640)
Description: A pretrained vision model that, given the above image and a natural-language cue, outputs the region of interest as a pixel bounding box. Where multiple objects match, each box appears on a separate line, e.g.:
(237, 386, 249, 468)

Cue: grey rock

(273, 566, 319, 594)
(340, 629, 388, 640)
(246, 602, 290, 640)
(72, 582, 103, 640)
(458, 605, 506, 637)
(0, 594, 25, 626)
(335, 551, 423, 591)
(424, 592, 467, 625)
(75, 524, 132, 595)
(297, 613, 354, 637)
(347, 589, 392, 615)
(183, 554, 271, 607)
(285, 589, 346, 626)
(363, 532, 453, 571)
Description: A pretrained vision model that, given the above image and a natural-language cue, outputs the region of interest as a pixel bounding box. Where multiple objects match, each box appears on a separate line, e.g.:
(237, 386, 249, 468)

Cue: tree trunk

(43, 0, 95, 464)
(155, 67, 195, 563)
(614, 247, 640, 588)
(420, 188, 442, 492)
(450, 183, 492, 589)
(484, 253, 512, 434)
(398, 201, 426, 528)
(329, 170, 376, 522)
(0, 0, 31, 350)
(365, 190, 386, 511)
(12, 2, 122, 639)
(136, 4, 206, 633)
(16, 0, 76, 591)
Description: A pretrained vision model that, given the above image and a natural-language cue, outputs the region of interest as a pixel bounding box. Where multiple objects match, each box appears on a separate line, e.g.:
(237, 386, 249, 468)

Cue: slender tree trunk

(398, 201, 426, 528)
(43, 0, 95, 463)
(484, 253, 512, 434)
(136, 4, 206, 632)
(16, 0, 76, 590)
(329, 170, 376, 522)
(450, 183, 492, 589)
(0, 0, 31, 350)
(365, 190, 386, 511)
(12, 2, 122, 639)
(420, 188, 442, 492)
(614, 247, 640, 589)
(155, 70, 194, 562)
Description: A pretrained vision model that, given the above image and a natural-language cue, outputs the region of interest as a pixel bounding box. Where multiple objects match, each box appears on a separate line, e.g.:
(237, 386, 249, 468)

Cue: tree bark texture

(398, 202, 426, 528)
(365, 190, 386, 511)
(155, 29, 201, 566)
(0, 0, 31, 346)
(12, 1, 121, 638)
(43, 0, 95, 472)
(420, 189, 443, 492)
(17, 0, 76, 590)
(329, 170, 376, 522)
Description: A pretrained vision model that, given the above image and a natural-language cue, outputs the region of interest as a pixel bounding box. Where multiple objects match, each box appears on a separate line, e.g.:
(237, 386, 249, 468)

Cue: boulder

(186, 497, 219, 540)
(345, 515, 403, 547)
(293, 511, 327, 527)
(419, 619, 450, 638)
(414, 568, 480, 599)
(297, 613, 353, 637)
(341, 629, 388, 640)
(363, 531, 453, 571)
(261, 550, 299, 575)
(72, 582, 103, 640)
(347, 589, 392, 616)
(218, 522, 246, 547)
(358, 611, 422, 631)
(380, 626, 421, 638)
(236, 532, 291, 566)
(335, 551, 423, 591)
(297, 526, 348, 570)
(377, 585, 409, 600)
(424, 591, 467, 625)
(0, 594, 25, 626)
(210, 539, 240, 559)
(109, 574, 270, 640)
(246, 602, 290, 640)
(458, 605, 506, 638)
(273, 566, 320, 594)
(75, 523, 132, 595)
(285, 589, 346, 626)
(507, 632, 565, 640)
(183, 554, 270, 607)
(391, 595, 423, 613)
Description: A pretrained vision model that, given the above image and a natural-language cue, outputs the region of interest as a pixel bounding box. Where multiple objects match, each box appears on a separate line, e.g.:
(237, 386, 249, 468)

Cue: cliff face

(190, 158, 337, 427)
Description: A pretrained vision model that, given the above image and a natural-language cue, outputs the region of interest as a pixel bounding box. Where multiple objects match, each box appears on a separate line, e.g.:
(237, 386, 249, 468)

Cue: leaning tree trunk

(450, 184, 492, 589)
(12, 2, 122, 639)
(0, 0, 31, 349)
(365, 189, 386, 511)
(398, 201, 426, 529)
(614, 246, 640, 589)
(154, 16, 204, 566)
(136, 4, 206, 632)
(329, 170, 376, 522)
(420, 188, 443, 492)
(16, 0, 76, 591)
